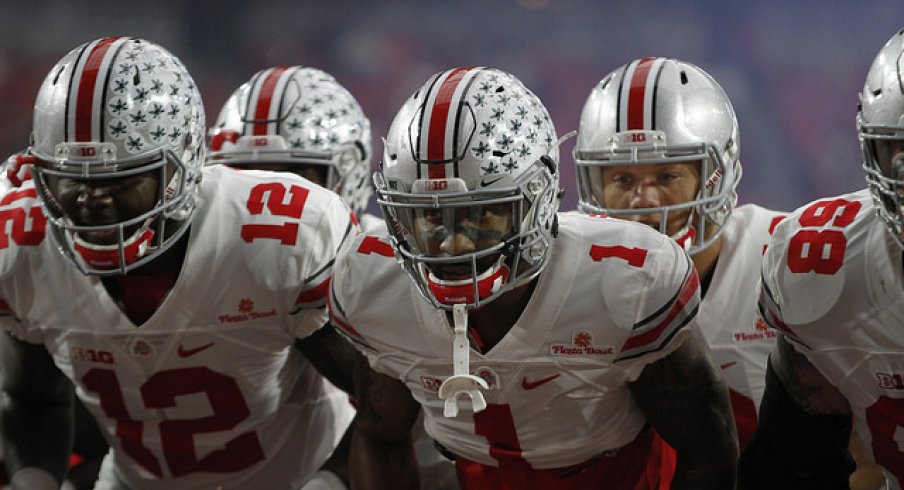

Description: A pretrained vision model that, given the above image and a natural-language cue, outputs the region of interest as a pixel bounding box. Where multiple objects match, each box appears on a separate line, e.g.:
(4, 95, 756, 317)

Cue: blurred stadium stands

(1, 0, 902, 213)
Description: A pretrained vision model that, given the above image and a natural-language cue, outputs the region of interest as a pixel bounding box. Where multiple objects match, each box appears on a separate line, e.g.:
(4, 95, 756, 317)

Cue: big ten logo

(427, 180, 449, 192)
(253, 137, 269, 147)
(877, 372, 904, 390)
(70, 346, 116, 365)
(621, 131, 648, 144)
(78, 147, 97, 157)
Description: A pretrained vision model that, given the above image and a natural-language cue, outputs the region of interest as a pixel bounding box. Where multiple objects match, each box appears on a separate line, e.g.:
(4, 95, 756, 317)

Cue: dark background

(2, 0, 901, 214)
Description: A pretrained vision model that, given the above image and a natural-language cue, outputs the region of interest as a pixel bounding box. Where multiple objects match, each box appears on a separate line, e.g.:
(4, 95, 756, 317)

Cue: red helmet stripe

(252, 66, 290, 135)
(626, 57, 657, 130)
(74, 37, 120, 142)
(421, 67, 476, 179)
(427, 68, 470, 161)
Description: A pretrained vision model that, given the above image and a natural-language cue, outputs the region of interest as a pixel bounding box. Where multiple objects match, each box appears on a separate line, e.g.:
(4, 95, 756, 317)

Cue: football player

(329, 66, 738, 489)
(572, 57, 786, 484)
(0, 37, 364, 490)
(207, 65, 380, 231)
(205, 65, 455, 488)
(738, 27, 904, 489)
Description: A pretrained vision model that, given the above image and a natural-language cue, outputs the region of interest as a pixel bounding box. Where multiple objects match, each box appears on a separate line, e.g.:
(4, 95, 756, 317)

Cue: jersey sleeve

(756, 193, 870, 348)
(0, 185, 47, 345)
(613, 233, 701, 381)
(327, 232, 406, 382)
(757, 249, 801, 345)
(287, 194, 359, 338)
(327, 234, 382, 354)
(757, 211, 807, 345)
(0, 187, 46, 280)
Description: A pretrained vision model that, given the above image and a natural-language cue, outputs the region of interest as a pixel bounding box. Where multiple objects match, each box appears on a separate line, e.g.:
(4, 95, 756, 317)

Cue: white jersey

(356, 212, 383, 234)
(0, 165, 356, 490)
(331, 212, 700, 469)
(700, 204, 785, 446)
(759, 189, 904, 489)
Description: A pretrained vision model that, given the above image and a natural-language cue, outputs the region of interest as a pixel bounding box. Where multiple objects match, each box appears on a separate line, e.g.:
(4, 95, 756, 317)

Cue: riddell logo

(550, 331, 614, 357)
(705, 168, 723, 190)
(218, 297, 277, 324)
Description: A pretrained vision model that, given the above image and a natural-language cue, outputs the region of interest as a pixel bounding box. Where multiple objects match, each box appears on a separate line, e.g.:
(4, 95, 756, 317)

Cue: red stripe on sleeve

(622, 268, 699, 351)
(295, 276, 330, 306)
(767, 311, 798, 339)
(327, 294, 365, 340)
(75, 37, 119, 142)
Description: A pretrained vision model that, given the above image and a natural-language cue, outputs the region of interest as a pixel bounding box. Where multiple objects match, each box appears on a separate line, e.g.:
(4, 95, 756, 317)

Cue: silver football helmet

(860, 27, 904, 249)
(207, 66, 373, 215)
(29, 37, 205, 275)
(376, 67, 561, 310)
(574, 57, 741, 255)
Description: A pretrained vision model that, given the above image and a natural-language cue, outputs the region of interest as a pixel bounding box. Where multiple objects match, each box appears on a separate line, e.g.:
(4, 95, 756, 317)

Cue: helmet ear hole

(355, 140, 368, 161)
(52, 65, 64, 85)
(541, 155, 556, 175)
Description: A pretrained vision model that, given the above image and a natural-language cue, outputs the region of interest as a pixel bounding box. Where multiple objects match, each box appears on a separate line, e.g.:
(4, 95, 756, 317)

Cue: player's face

(44, 169, 162, 245)
(873, 140, 904, 229)
(410, 202, 515, 280)
(244, 162, 328, 187)
(873, 140, 904, 179)
(599, 162, 700, 236)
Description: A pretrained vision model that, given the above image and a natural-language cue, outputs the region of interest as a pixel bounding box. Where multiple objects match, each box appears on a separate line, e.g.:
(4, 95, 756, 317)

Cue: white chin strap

(670, 223, 697, 252)
(437, 303, 488, 417)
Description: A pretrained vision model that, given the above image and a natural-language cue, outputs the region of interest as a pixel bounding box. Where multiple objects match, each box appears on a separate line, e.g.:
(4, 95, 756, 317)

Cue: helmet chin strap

(426, 256, 509, 307)
(670, 224, 697, 252)
(437, 303, 488, 417)
(72, 217, 156, 271)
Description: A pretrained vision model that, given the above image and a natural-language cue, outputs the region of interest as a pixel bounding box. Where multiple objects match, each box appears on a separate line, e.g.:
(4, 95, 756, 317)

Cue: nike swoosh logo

(521, 373, 560, 390)
(480, 175, 504, 187)
(720, 361, 737, 370)
(177, 342, 215, 358)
